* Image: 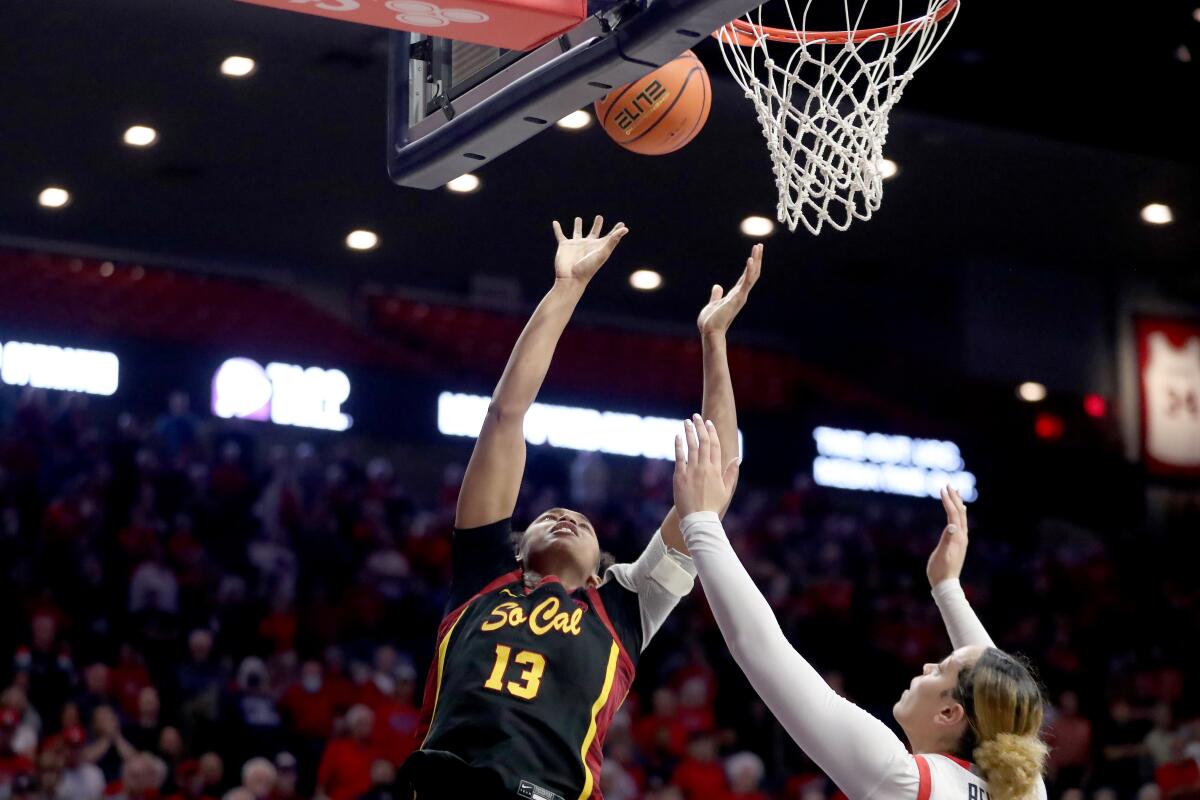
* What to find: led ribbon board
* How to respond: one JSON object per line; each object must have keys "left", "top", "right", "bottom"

{"left": 812, "top": 426, "right": 977, "bottom": 501}
{"left": 212, "top": 358, "right": 352, "bottom": 432}
{"left": 0, "top": 340, "right": 120, "bottom": 396}
{"left": 438, "top": 392, "right": 743, "bottom": 461}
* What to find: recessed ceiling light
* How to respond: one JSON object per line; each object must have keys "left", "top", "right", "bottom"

{"left": 556, "top": 110, "right": 592, "bottom": 130}
{"left": 446, "top": 174, "right": 481, "bottom": 193}
{"left": 1176, "top": 44, "right": 1193, "bottom": 63}
{"left": 346, "top": 230, "right": 379, "bottom": 251}
{"left": 1193, "top": 7, "right": 1200, "bottom": 22}
{"left": 629, "top": 269, "right": 663, "bottom": 291}
{"left": 123, "top": 125, "right": 158, "bottom": 147}
{"left": 38, "top": 186, "right": 71, "bottom": 209}
{"left": 1141, "top": 203, "right": 1174, "bottom": 225}
{"left": 739, "top": 215, "right": 775, "bottom": 237}
{"left": 1017, "top": 382, "right": 1047, "bottom": 403}
{"left": 877, "top": 158, "right": 899, "bottom": 179}
{"left": 221, "top": 56, "right": 257, "bottom": 78}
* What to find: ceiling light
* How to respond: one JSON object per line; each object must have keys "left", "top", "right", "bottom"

{"left": 877, "top": 158, "right": 899, "bottom": 179}
{"left": 38, "top": 186, "right": 71, "bottom": 209}
{"left": 446, "top": 174, "right": 481, "bottom": 193}
{"left": 739, "top": 215, "right": 775, "bottom": 237}
{"left": 1176, "top": 45, "right": 1193, "bottom": 63}
{"left": 1193, "top": 7, "right": 1200, "bottom": 22}
{"left": 221, "top": 56, "right": 257, "bottom": 78}
{"left": 1017, "top": 382, "right": 1047, "bottom": 403}
{"left": 629, "top": 269, "right": 663, "bottom": 291}
{"left": 1140, "top": 203, "right": 1174, "bottom": 225}
{"left": 123, "top": 125, "right": 158, "bottom": 147}
{"left": 345, "top": 230, "right": 379, "bottom": 251}
{"left": 556, "top": 110, "right": 592, "bottom": 130}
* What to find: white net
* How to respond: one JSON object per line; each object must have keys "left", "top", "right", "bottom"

{"left": 717, "top": 0, "right": 959, "bottom": 235}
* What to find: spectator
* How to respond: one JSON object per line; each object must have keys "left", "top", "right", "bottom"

{"left": 1046, "top": 690, "right": 1093, "bottom": 791}
{"left": 240, "top": 757, "right": 277, "bottom": 800}
{"left": 1145, "top": 705, "right": 1176, "bottom": 769}
{"left": 127, "top": 687, "right": 165, "bottom": 753}
{"left": 670, "top": 734, "right": 729, "bottom": 800}
{"left": 270, "top": 752, "right": 302, "bottom": 800}
{"left": 56, "top": 725, "right": 105, "bottom": 800}
{"left": 1, "top": 708, "right": 35, "bottom": 793}
{"left": 224, "top": 658, "right": 282, "bottom": 765}
{"left": 356, "top": 760, "right": 398, "bottom": 800}
{"left": 197, "top": 753, "right": 224, "bottom": 799}
{"left": 278, "top": 661, "right": 338, "bottom": 744}
{"left": 369, "top": 664, "right": 419, "bottom": 769}
{"left": 175, "top": 630, "right": 222, "bottom": 739}
{"left": 75, "top": 664, "right": 117, "bottom": 728}
{"left": 1095, "top": 701, "right": 1150, "bottom": 797}
{"left": 109, "top": 751, "right": 167, "bottom": 800}
{"left": 726, "top": 751, "right": 769, "bottom": 800}
{"left": 84, "top": 705, "right": 136, "bottom": 782}
{"left": 316, "top": 706, "right": 377, "bottom": 800}
{"left": 164, "top": 760, "right": 216, "bottom": 800}
{"left": 635, "top": 689, "right": 688, "bottom": 760}
{"left": 1155, "top": 736, "right": 1200, "bottom": 798}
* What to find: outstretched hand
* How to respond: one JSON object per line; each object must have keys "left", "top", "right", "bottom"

{"left": 552, "top": 216, "right": 629, "bottom": 285}
{"left": 927, "top": 485, "right": 969, "bottom": 586}
{"left": 697, "top": 243, "right": 763, "bottom": 337}
{"left": 673, "top": 414, "right": 740, "bottom": 518}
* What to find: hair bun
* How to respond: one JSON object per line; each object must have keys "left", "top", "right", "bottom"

{"left": 974, "top": 732, "right": 1048, "bottom": 800}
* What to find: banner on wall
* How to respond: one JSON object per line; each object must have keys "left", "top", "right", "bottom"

{"left": 1137, "top": 318, "right": 1200, "bottom": 476}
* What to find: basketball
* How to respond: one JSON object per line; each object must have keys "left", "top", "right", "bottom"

{"left": 595, "top": 50, "right": 711, "bottom": 156}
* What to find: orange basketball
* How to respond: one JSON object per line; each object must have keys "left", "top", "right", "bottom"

{"left": 594, "top": 50, "right": 711, "bottom": 156}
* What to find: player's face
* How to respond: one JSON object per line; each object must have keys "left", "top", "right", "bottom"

{"left": 892, "top": 645, "right": 986, "bottom": 749}
{"left": 523, "top": 508, "right": 601, "bottom": 581}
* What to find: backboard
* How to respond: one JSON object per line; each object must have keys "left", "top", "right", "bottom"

{"left": 387, "top": 0, "right": 769, "bottom": 189}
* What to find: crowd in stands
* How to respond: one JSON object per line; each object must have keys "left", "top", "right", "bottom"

{"left": 1, "top": 387, "right": 1198, "bottom": 800}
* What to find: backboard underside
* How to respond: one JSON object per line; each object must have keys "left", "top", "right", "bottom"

{"left": 388, "top": 0, "right": 767, "bottom": 189}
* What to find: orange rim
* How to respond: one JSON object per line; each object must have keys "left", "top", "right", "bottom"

{"left": 715, "top": 0, "right": 957, "bottom": 46}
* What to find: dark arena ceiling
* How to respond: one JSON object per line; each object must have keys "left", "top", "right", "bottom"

{"left": 1, "top": 0, "right": 1197, "bottom": 378}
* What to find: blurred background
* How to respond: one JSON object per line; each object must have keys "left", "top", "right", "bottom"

{"left": 0, "top": 1, "right": 1198, "bottom": 799}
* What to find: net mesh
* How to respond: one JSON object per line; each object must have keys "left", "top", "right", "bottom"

{"left": 717, "top": 0, "right": 959, "bottom": 235}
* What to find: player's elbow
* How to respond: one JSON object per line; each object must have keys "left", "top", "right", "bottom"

{"left": 485, "top": 401, "right": 525, "bottom": 429}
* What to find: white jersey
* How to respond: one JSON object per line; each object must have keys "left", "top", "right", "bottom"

{"left": 915, "top": 753, "right": 1049, "bottom": 800}
{"left": 680, "top": 512, "right": 1049, "bottom": 800}
{"left": 1143, "top": 331, "right": 1200, "bottom": 468}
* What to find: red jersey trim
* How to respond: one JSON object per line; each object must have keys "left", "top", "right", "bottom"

{"left": 915, "top": 755, "right": 932, "bottom": 800}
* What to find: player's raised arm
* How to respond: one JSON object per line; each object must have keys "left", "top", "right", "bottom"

{"left": 928, "top": 485, "right": 996, "bottom": 649}
{"left": 455, "top": 216, "right": 628, "bottom": 529}
{"left": 658, "top": 243, "right": 762, "bottom": 554}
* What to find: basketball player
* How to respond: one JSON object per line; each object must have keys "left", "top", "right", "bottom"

{"left": 672, "top": 417, "right": 1048, "bottom": 800}
{"left": 400, "top": 217, "right": 763, "bottom": 800}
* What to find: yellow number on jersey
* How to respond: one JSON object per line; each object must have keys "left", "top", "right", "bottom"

{"left": 483, "top": 644, "right": 546, "bottom": 701}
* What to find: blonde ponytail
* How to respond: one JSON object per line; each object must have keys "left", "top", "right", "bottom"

{"left": 974, "top": 732, "right": 1048, "bottom": 800}
{"left": 955, "top": 648, "right": 1047, "bottom": 800}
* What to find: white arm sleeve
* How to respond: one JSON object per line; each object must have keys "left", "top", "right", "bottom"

{"left": 681, "top": 512, "right": 918, "bottom": 800}
{"left": 604, "top": 529, "right": 697, "bottom": 651}
{"left": 931, "top": 579, "right": 995, "bottom": 650}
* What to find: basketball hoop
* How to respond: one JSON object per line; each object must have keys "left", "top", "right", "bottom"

{"left": 716, "top": 0, "right": 960, "bottom": 234}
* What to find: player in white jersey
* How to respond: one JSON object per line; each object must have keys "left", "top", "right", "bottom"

{"left": 669, "top": 416, "right": 1049, "bottom": 800}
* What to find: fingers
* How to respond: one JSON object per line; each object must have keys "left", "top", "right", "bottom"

{"left": 939, "top": 485, "right": 968, "bottom": 534}
{"left": 603, "top": 223, "right": 628, "bottom": 253}
{"left": 685, "top": 417, "right": 700, "bottom": 465}
{"left": 573, "top": 217, "right": 583, "bottom": 238}
{"left": 705, "top": 420, "right": 722, "bottom": 466}
{"left": 709, "top": 285, "right": 724, "bottom": 304}
{"left": 589, "top": 215, "right": 604, "bottom": 238}
{"left": 746, "top": 243, "right": 763, "bottom": 287}
{"left": 552, "top": 220, "right": 566, "bottom": 243}
{"left": 674, "top": 433, "right": 686, "bottom": 474}
{"left": 692, "top": 414, "right": 711, "bottom": 466}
